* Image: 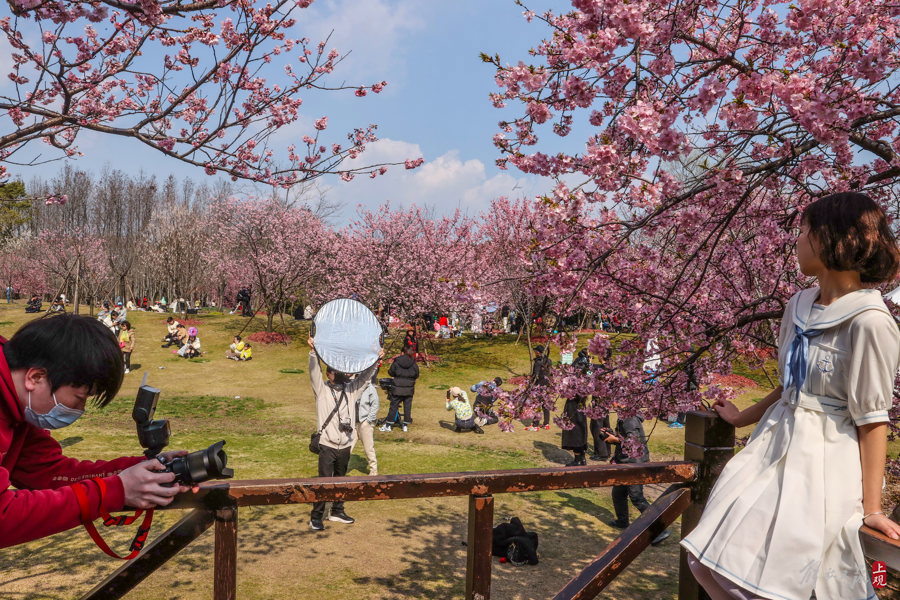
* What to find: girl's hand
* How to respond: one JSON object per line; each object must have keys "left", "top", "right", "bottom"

{"left": 712, "top": 399, "right": 742, "bottom": 427}
{"left": 863, "top": 513, "right": 900, "bottom": 540}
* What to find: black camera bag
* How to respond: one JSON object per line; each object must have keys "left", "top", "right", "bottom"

{"left": 492, "top": 517, "right": 539, "bottom": 565}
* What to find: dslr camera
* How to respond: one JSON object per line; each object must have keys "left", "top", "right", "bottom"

{"left": 133, "top": 383, "right": 234, "bottom": 485}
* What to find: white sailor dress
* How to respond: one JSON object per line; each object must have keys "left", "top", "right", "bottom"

{"left": 682, "top": 287, "right": 900, "bottom": 600}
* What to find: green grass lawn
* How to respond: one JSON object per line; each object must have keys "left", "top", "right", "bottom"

{"left": 0, "top": 303, "right": 893, "bottom": 599}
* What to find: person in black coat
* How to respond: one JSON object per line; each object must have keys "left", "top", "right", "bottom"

{"left": 606, "top": 414, "right": 650, "bottom": 528}
{"left": 381, "top": 344, "right": 419, "bottom": 432}
{"left": 561, "top": 350, "right": 590, "bottom": 465}
{"left": 528, "top": 345, "right": 552, "bottom": 430}
{"left": 585, "top": 347, "right": 613, "bottom": 461}
{"left": 604, "top": 413, "right": 672, "bottom": 544}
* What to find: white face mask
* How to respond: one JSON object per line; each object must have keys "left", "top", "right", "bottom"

{"left": 23, "top": 391, "right": 84, "bottom": 430}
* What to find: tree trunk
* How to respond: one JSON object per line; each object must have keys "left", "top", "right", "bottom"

{"left": 73, "top": 256, "right": 81, "bottom": 315}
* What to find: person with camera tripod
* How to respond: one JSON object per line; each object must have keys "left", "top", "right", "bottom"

{"left": 0, "top": 314, "right": 193, "bottom": 548}
{"left": 307, "top": 337, "right": 383, "bottom": 531}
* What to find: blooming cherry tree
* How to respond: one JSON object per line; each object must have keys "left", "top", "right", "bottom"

{"left": 1, "top": 0, "right": 419, "bottom": 183}
{"left": 487, "top": 0, "right": 900, "bottom": 423}
{"left": 206, "top": 196, "right": 330, "bottom": 332}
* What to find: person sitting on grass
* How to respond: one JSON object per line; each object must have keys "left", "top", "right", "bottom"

{"left": 172, "top": 323, "right": 188, "bottom": 347}
{"left": 238, "top": 343, "right": 252, "bottom": 361}
{"left": 225, "top": 335, "right": 244, "bottom": 360}
{"left": 24, "top": 295, "right": 41, "bottom": 313}
{"left": 176, "top": 327, "right": 201, "bottom": 358}
{"left": 446, "top": 387, "right": 484, "bottom": 434}
{"left": 162, "top": 316, "right": 181, "bottom": 347}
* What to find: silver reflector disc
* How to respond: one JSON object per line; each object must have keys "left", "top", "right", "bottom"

{"left": 312, "top": 298, "right": 382, "bottom": 373}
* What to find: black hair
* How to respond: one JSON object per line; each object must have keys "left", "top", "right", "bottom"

{"left": 403, "top": 344, "right": 414, "bottom": 354}
{"left": 166, "top": 316, "right": 174, "bottom": 323}
{"left": 235, "top": 335, "right": 241, "bottom": 341}
{"left": 4, "top": 314, "right": 123, "bottom": 407}
{"left": 326, "top": 368, "right": 349, "bottom": 385}
{"left": 493, "top": 376, "right": 503, "bottom": 386}
{"left": 802, "top": 191, "right": 900, "bottom": 283}
{"left": 325, "top": 365, "right": 346, "bottom": 379}
{"left": 121, "top": 320, "right": 132, "bottom": 330}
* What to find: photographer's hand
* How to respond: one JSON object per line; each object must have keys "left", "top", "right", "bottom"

{"left": 157, "top": 450, "right": 188, "bottom": 462}
{"left": 119, "top": 458, "right": 194, "bottom": 509}
{"left": 308, "top": 337, "right": 314, "bottom": 349}
{"left": 156, "top": 451, "right": 201, "bottom": 493}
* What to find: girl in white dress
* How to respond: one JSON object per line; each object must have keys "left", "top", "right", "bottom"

{"left": 681, "top": 192, "right": 900, "bottom": 600}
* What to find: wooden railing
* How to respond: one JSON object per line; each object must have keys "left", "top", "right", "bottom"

{"left": 77, "top": 411, "right": 900, "bottom": 599}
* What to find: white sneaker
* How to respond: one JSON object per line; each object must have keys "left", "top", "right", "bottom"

{"left": 124, "top": 369, "right": 130, "bottom": 374}
{"left": 378, "top": 424, "right": 392, "bottom": 432}
{"left": 401, "top": 424, "right": 408, "bottom": 432}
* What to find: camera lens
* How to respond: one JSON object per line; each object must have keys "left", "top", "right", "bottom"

{"left": 168, "top": 440, "right": 234, "bottom": 485}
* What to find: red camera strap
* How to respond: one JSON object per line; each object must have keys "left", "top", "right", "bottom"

{"left": 72, "top": 477, "right": 154, "bottom": 560}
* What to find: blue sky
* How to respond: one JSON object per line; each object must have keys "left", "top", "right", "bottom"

{"left": 6, "top": 0, "right": 573, "bottom": 224}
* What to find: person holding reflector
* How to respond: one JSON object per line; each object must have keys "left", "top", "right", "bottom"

{"left": 307, "top": 299, "right": 383, "bottom": 531}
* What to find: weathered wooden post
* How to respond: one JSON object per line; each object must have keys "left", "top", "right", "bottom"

{"left": 465, "top": 494, "right": 494, "bottom": 600}
{"left": 679, "top": 410, "right": 735, "bottom": 600}
{"left": 214, "top": 507, "right": 238, "bottom": 600}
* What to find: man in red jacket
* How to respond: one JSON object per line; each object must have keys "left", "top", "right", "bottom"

{"left": 0, "top": 314, "right": 192, "bottom": 548}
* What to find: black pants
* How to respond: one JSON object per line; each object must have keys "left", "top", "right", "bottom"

{"left": 589, "top": 417, "right": 611, "bottom": 458}
{"left": 386, "top": 395, "right": 412, "bottom": 425}
{"left": 310, "top": 445, "right": 351, "bottom": 520}
{"left": 532, "top": 406, "right": 550, "bottom": 427}
{"left": 612, "top": 483, "right": 650, "bottom": 523}
{"left": 123, "top": 352, "right": 131, "bottom": 370}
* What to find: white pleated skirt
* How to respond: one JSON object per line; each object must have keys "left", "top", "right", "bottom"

{"left": 681, "top": 398, "right": 876, "bottom": 600}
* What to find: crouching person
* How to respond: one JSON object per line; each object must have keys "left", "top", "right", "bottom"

{"left": 446, "top": 387, "right": 484, "bottom": 434}
{"left": 0, "top": 314, "right": 193, "bottom": 548}
{"left": 177, "top": 327, "right": 201, "bottom": 358}
{"left": 307, "top": 337, "right": 383, "bottom": 531}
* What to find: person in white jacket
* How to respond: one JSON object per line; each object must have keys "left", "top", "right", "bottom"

{"left": 307, "top": 337, "right": 382, "bottom": 531}
{"left": 355, "top": 374, "right": 380, "bottom": 476}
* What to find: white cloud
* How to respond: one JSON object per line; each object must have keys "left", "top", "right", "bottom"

{"left": 317, "top": 138, "right": 549, "bottom": 224}
{"left": 296, "top": 0, "right": 428, "bottom": 84}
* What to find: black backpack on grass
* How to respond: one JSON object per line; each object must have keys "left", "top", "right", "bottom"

{"left": 492, "top": 517, "right": 539, "bottom": 566}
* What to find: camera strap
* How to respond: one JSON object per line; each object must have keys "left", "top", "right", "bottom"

{"left": 320, "top": 386, "right": 346, "bottom": 433}
{"left": 72, "top": 477, "right": 154, "bottom": 560}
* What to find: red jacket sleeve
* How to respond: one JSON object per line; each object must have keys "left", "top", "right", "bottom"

{"left": 0, "top": 427, "right": 143, "bottom": 548}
